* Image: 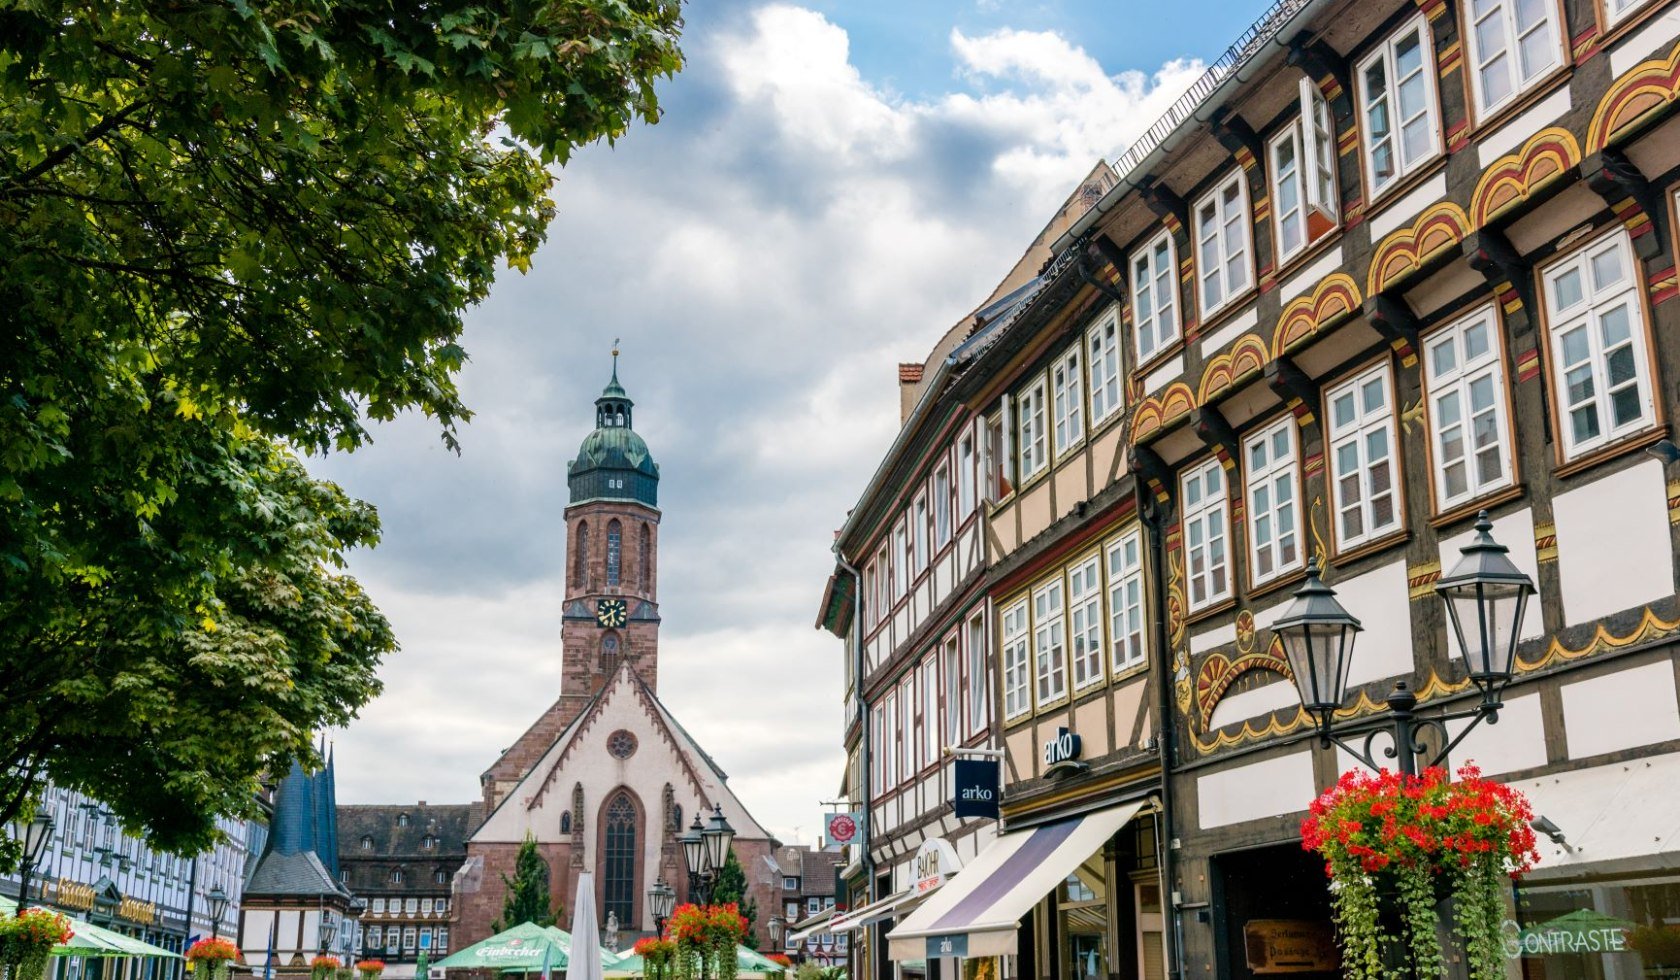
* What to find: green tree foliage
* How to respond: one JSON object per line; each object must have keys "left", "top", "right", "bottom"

{"left": 0, "top": 0, "right": 684, "bottom": 859}
{"left": 711, "top": 848, "right": 759, "bottom": 949}
{"left": 495, "top": 834, "right": 558, "bottom": 931}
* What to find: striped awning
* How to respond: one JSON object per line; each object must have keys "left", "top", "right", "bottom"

{"left": 787, "top": 906, "right": 839, "bottom": 944}
{"left": 828, "top": 888, "right": 924, "bottom": 933}
{"left": 886, "top": 802, "right": 1145, "bottom": 960}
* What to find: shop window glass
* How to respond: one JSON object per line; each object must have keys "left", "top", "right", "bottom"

{"left": 1057, "top": 854, "right": 1108, "bottom": 980}
{"left": 1514, "top": 878, "right": 1680, "bottom": 975}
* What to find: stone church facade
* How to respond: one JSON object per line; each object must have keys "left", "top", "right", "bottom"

{"left": 454, "top": 358, "right": 780, "bottom": 951}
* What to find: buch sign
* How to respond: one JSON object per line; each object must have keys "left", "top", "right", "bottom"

{"left": 952, "top": 759, "right": 1000, "bottom": 818}
{"left": 1242, "top": 919, "right": 1338, "bottom": 974}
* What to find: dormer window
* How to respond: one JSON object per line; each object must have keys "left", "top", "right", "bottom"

{"left": 421, "top": 835, "right": 436, "bottom": 851}
{"left": 360, "top": 836, "right": 374, "bottom": 852}
{"left": 396, "top": 813, "right": 409, "bottom": 827}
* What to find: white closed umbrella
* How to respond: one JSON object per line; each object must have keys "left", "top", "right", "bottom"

{"left": 564, "top": 873, "right": 605, "bottom": 980}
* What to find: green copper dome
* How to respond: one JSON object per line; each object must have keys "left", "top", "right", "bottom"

{"left": 568, "top": 357, "right": 659, "bottom": 507}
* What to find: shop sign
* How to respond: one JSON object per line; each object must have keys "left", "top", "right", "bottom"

{"left": 825, "top": 811, "right": 860, "bottom": 847}
{"left": 913, "top": 838, "right": 962, "bottom": 894}
{"left": 926, "top": 934, "right": 968, "bottom": 959}
{"left": 1501, "top": 912, "right": 1631, "bottom": 958}
{"left": 952, "top": 759, "right": 1000, "bottom": 819}
{"left": 1242, "top": 919, "right": 1338, "bottom": 974}
{"left": 1042, "top": 728, "right": 1086, "bottom": 777}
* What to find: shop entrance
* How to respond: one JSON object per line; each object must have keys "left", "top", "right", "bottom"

{"left": 1210, "top": 843, "right": 1338, "bottom": 980}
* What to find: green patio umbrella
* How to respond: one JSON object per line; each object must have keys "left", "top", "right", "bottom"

{"left": 438, "top": 921, "right": 625, "bottom": 974}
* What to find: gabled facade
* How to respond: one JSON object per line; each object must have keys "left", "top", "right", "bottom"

{"left": 339, "top": 802, "right": 482, "bottom": 978}
{"left": 240, "top": 759, "right": 353, "bottom": 976}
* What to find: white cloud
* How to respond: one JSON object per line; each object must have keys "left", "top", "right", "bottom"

{"left": 322, "top": 4, "right": 1199, "bottom": 846}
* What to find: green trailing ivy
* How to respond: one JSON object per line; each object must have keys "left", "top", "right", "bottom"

{"left": 1302, "top": 765, "right": 1541, "bottom": 980}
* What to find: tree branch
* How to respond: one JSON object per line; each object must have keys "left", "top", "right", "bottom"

{"left": 0, "top": 100, "right": 150, "bottom": 194}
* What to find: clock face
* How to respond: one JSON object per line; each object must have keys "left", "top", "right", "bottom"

{"left": 596, "top": 599, "right": 628, "bottom": 628}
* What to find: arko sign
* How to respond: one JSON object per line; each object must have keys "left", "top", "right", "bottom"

{"left": 952, "top": 758, "right": 1000, "bottom": 819}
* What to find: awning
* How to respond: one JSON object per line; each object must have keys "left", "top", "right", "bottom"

{"left": 829, "top": 888, "right": 924, "bottom": 933}
{"left": 788, "top": 906, "right": 839, "bottom": 944}
{"left": 887, "top": 801, "right": 1145, "bottom": 960}
{"left": 1512, "top": 750, "right": 1680, "bottom": 881}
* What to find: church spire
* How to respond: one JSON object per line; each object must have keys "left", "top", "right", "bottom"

{"left": 568, "top": 342, "right": 658, "bottom": 507}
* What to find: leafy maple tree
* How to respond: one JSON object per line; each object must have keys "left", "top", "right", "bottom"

{"left": 0, "top": 0, "right": 684, "bottom": 860}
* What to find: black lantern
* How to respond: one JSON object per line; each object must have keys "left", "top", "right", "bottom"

{"left": 680, "top": 813, "right": 707, "bottom": 878}
{"left": 207, "top": 884, "right": 230, "bottom": 939}
{"left": 648, "top": 878, "right": 675, "bottom": 927}
{"left": 12, "top": 812, "right": 54, "bottom": 906}
{"left": 319, "top": 912, "right": 338, "bottom": 952}
{"left": 1272, "top": 557, "right": 1362, "bottom": 735}
{"left": 1436, "top": 511, "right": 1535, "bottom": 702}
{"left": 768, "top": 916, "right": 784, "bottom": 946}
{"left": 702, "top": 805, "right": 735, "bottom": 874}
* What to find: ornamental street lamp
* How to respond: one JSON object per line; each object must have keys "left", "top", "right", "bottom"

{"left": 1275, "top": 513, "right": 1536, "bottom": 776}
{"left": 767, "top": 916, "right": 784, "bottom": 948}
{"left": 647, "top": 878, "right": 676, "bottom": 934}
{"left": 207, "top": 885, "right": 230, "bottom": 940}
{"left": 678, "top": 804, "right": 736, "bottom": 905}
{"left": 11, "top": 812, "right": 54, "bottom": 908}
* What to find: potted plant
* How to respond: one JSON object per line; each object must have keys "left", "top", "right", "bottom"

{"left": 667, "top": 904, "right": 746, "bottom": 980}
{"left": 355, "top": 959, "right": 386, "bottom": 980}
{"left": 186, "top": 936, "right": 241, "bottom": 980}
{"left": 311, "top": 954, "right": 342, "bottom": 980}
{"left": 1301, "top": 764, "right": 1540, "bottom": 980}
{"left": 0, "top": 908, "right": 73, "bottom": 980}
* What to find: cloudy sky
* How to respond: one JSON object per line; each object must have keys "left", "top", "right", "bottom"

{"left": 316, "top": 0, "right": 1258, "bottom": 844}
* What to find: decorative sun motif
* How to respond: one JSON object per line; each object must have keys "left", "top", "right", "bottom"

{"left": 607, "top": 730, "right": 638, "bottom": 760}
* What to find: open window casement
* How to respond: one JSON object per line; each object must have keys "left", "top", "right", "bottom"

{"left": 1299, "top": 76, "right": 1338, "bottom": 241}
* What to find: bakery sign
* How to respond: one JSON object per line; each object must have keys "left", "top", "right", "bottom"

{"left": 1242, "top": 919, "right": 1339, "bottom": 974}
{"left": 914, "top": 837, "right": 962, "bottom": 894}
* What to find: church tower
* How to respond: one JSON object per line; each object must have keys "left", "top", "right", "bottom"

{"left": 558, "top": 352, "right": 662, "bottom": 718}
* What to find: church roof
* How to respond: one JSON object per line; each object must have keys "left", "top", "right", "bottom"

{"left": 568, "top": 354, "right": 659, "bottom": 508}
{"left": 469, "top": 662, "right": 772, "bottom": 846}
{"left": 245, "top": 756, "right": 350, "bottom": 900}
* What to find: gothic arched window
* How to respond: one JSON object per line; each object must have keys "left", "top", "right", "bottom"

{"left": 600, "top": 632, "right": 620, "bottom": 676}
{"left": 602, "top": 792, "right": 638, "bottom": 928}
{"left": 639, "top": 523, "right": 652, "bottom": 592}
{"left": 606, "top": 520, "right": 622, "bottom": 586}
{"left": 575, "top": 521, "right": 590, "bottom": 586}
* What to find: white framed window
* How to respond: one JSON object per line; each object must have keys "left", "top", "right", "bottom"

{"left": 1424, "top": 307, "right": 1515, "bottom": 509}
{"left": 957, "top": 435, "right": 976, "bottom": 516}
{"left": 1269, "top": 79, "right": 1338, "bottom": 260}
{"left": 922, "top": 658, "right": 940, "bottom": 768}
{"left": 1131, "top": 230, "right": 1180, "bottom": 362}
{"left": 892, "top": 524, "right": 907, "bottom": 598}
{"left": 1017, "top": 378, "right": 1048, "bottom": 479}
{"left": 913, "top": 495, "right": 928, "bottom": 572}
{"left": 984, "top": 409, "right": 1011, "bottom": 502}
{"left": 882, "top": 690, "right": 898, "bottom": 786}
{"left": 1088, "top": 309, "right": 1124, "bottom": 425}
{"left": 1464, "top": 0, "right": 1563, "bottom": 119}
{"left": 869, "top": 703, "right": 884, "bottom": 789}
{"left": 367, "top": 926, "right": 382, "bottom": 947}
{"left": 966, "top": 614, "right": 986, "bottom": 734}
{"left": 902, "top": 676, "right": 916, "bottom": 777}
{"left": 1244, "top": 418, "right": 1301, "bottom": 585}
{"left": 405, "top": 898, "right": 418, "bottom": 914}
{"left": 943, "top": 637, "right": 961, "bottom": 747}
{"left": 1032, "top": 580, "right": 1067, "bottom": 707}
{"left": 1194, "top": 170, "right": 1253, "bottom": 317}
{"left": 1051, "top": 346, "right": 1084, "bottom": 455}
{"left": 1107, "top": 530, "right": 1146, "bottom": 672}
{"left": 1180, "top": 460, "right": 1231, "bottom": 610}
{"left": 934, "top": 466, "right": 952, "bottom": 548}
{"left": 1326, "top": 362, "right": 1401, "bottom": 548}
{"left": 874, "top": 544, "right": 889, "bottom": 618}
{"left": 1543, "top": 229, "right": 1656, "bottom": 458}
{"left": 1068, "top": 556, "right": 1104, "bottom": 691}
{"left": 403, "top": 928, "right": 417, "bottom": 950}
{"left": 372, "top": 898, "right": 386, "bottom": 914}
{"left": 1357, "top": 17, "right": 1441, "bottom": 197}
{"left": 1001, "top": 600, "right": 1031, "bottom": 720}
{"left": 1606, "top": 0, "right": 1658, "bottom": 25}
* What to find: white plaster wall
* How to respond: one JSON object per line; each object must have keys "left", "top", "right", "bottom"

{"left": 1444, "top": 693, "right": 1548, "bottom": 775}
{"left": 1190, "top": 620, "right": 1237, "bottom": 655}
{"left": 1553, "top": 459, "right": 1674, "bottom": 626}
{"left": 1197, "top": 751, "right": 1317, "bottom": 829}
{"left": 1562, "top": 661, "right": 1680, "bottom": 759}
{"left": 1278, "top": 244, "right": 1346, "bottom": 304}
{"left": 1199, "top": 306, "right": 1258, "bottom": 357}
{"left": 1206, "top": 679, "right": 1298, "bottom": 730}
{"left": 1368, "top": 172, "right": 1447, "bottom": 239}
{"left": 1330, "top": 559, "right": 1414, "bottom": 687}
{"left": 1611, "top": 4, "right": 1680, "bottom": 75}
{"left": 1439, "top": 506, "right": 1544, "bottom": 653}
{"left": 1144, "top": 353, "right": 1185, "bottom": 395}
{"left": 241, "top": 909, "right": 275, "bottom": 955}
{"left": 1476, "top": 87, "right": 1573, "bottom": 166}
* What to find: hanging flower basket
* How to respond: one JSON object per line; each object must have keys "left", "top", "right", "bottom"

{"left": 1301, "top": 764, "right": 1540, "bottom": 980}
{"left": 0, "top": 908, "right": 74, "bottom": 980}
{"left": 667, "top": 904, "right": 745, "bottom": 980}
{"left": 633, "top": 937, "right": 678, "bottom": 980}
{"left": 311, "top": 954, "right": 342, "bottom": 980}
{"left": 186, "top": 936, "right": 241, "bottom": 980}
{"left": 355, "top": 959, "right": 386, "bottom": 980}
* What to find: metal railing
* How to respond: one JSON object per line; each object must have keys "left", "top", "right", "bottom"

{"left": 1109, "top": 0, "right": 1314, "bottom": 183}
